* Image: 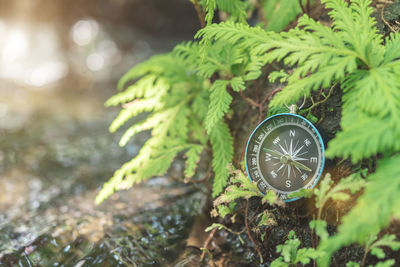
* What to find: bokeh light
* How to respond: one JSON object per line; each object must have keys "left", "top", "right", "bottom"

{"left": 71, "top": 19, "right": 99, "bottom": 46}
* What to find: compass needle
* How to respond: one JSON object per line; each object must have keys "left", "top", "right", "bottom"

{"left": 263, "top": 148, "right": 284, "bottom": 158}
{"left": 290, "top": 159, "right": 312, "bottom": 172}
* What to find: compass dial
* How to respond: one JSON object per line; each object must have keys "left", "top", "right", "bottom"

{"left": 245, "top": 113, "right": 325, "bottom": 201}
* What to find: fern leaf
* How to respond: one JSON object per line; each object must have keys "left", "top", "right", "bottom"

{"left": 184, "top": 145, "right": 204, "bottom": 178}
{"left": 369, "top": 234, "right": 400, "bottom": 260}
{"left": 204, "top": 0, "right": 216, "bottom": 25}
{"left": 134, "top": 144, "right": 186, "bottom": 179}
{"left": 327, "top": 65, "right": 400, "bottom": 161}
{"left": 174, "top": 41, "right": 219, "bottom": 78}
{"left": 383, "top": 32, "right": 400, "bottom": 64}
{"left": 117, "top": 55, "right": 171, "bottom": 90}
{"left": 310, "top": 220, "right": 329, "bottom": 241}
{"left": 230, "top": 76, "right": 245, "bottom": 92}
{"left": 210, "top": 121, "right": 233, "bottom": 197}
{"left": 118, "top": 110, "right": 170, "bottom": 146}
{"left": 106, "top": 75, "right": 161, "bottom": 106}
{"left": 270, "top": 55, "right": 357, "bottom": 106}
{"left": 95, "top": 170, "right": 124, "bottom": 204}
{"left": 216, "top": 185, "right": 260, "bottom": 204}
{"left": 321, "top": 0, "right": 382, "bottom": 66}
{"left": 192, "top": 90, "right": 209, "bottom": 120}
{"left": 109, "top": 98, "right": 162, "bottom": 132}
{"left": 205, "top": 80, "right": 232, "bottom": 133}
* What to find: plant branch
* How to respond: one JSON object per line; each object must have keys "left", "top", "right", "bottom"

{"left": 239, "top": 89, "right": 260, "bottom": 107}
{"left": 201, "top": 228, "right": 217, "bottom": 261}
{"left": 299, "top": 0, "right": 307, "bottom": 14}
{"left": 245, "top": 199, "right": 263, "bottom": 263}
{"left": 300, "top": 84, "right": 336, "bottom": 114}
{"left": 192, "top": 0, "right": 206, "bottom": 28}
{"left": 381, "top": 4, "right": 398, "bottom": 33}
{"left": 239, "top": 87, "right": 283, "bottom": 122}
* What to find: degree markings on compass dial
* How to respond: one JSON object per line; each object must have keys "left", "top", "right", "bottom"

{"left": 246, "top": 115, "right": 324, "bottom": 196}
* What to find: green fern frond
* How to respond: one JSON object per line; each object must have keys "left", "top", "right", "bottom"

{"left": 204, "top": 0, "right": 216, "bottom": 25}
{"left": 205, "top": 80, "right": 232, "bottom": 133}
{"left": 210, "top": 121, "right": 233, "bottom": 197}
{"left": 327, "top": 65, "right": 400, "bottom": 161}
{"left": 383, "top": 32, "right": 400, "bottom": 63}
{"left": 109, "top": 98, "right": 162, "bottom": 133}
{"left": 184, "top": 145, "right": 204, "bottom": 178}
{"left": 313, "top": 173, "right": 366, "bottom": 211}
{"left": 197, "top": 19, "right": 360, "bottom": 105}
{"left": 118, "top": 110, "right": 171, "bottom": 147}
{"left": 321, "top": 0, "right": 383, "bottom": 66}
{"left": 117, "top": 54, "right": 187, "bottom": 90}
{"left": 229, "top": 76, "right": 245, "bottom": 92}
{"left": 174, "top": 41, "right": 220, "bottom": 78}
{"left": 214, "top": 170, "right": 262, "bottom": 208}
{"left": 174, "top": 41, "right": 244, "bottom": 79}
{"left": 106, "top": 75, "right": 165, "bottom": 107}
{"left": 97, "top": 52, "right": 211, "bottom": 203}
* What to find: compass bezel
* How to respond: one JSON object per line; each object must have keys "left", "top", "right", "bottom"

{"left": 244, "top": 113, "right": 325, "bottom": 202}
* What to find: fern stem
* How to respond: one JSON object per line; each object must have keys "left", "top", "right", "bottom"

{"left": 360, "top": 247, "right": 369, "bottom": 267}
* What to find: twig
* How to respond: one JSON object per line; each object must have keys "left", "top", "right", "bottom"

{"left": 299, "top": 0, "right": 307, "bottom": 14}
{"left": 381, "top": 4, "right": 397, "bottom": 33}
{"left": 239, "top": 89, "right": 260, "bottom": 107}
{"left": 257, "top": 87, "right": 282, "bottom": 122}
{"left": 317, "top": 105, "right": 326, "bottom": 125}
{"left": 192, "top": 0, "right": 206, "bottom": 28}
{"left": 262, "top": 87, "right": 283, "bottom": 106}
{"left": 300, "top": 84, "right": 336, "bottom": 114}
{"left": 245, "top": 199, "right": 263, "bottom": 263}
{"left": 201, "top": 228, "right": 217, "bottom": 261}
{"left": 239, "top": 86, "right": 283, "bottom": 122}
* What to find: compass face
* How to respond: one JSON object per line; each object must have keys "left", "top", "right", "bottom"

{"left": 245, "top": 113, "right": 325, "bottom": 202}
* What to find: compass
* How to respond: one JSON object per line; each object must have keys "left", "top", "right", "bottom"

{"left": 245, "top": 113, "right": 325, "bottom": 202}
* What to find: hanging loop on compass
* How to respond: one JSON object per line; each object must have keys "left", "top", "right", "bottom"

{"left": 284, "top": 92, "right": 306, "bottom": 113}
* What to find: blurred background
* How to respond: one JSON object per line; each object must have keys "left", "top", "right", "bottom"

{"left": 0, "top": 0, "right": 208, "bottom": 265}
